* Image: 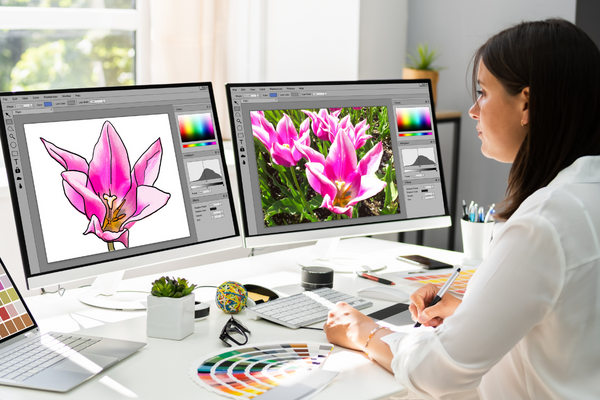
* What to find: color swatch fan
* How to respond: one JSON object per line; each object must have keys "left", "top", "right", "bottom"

{"left": 190, "top": 342, "right": 334, "bottom": 399}
{"left": 401, "top": 269, "right": 476, "bottom": 295}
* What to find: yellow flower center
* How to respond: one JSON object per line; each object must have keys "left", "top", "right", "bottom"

{"left": 102, "top": 193, "right": 127, "bottom": 232}
{"left": 283, "top": 144, "right": 290, "bottom": 149}
{"left": 333, "top": 180, "right": 352, "bottom": 208}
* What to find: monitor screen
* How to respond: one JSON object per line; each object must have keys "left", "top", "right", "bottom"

{"left": 226, "top": 80, "right": 450, "bottom": 250}
{"left": 0, "top": 83, "right": 240, "bottom": 291}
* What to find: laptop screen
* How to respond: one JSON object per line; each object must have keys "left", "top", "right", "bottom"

{"left": 0, "top": 259, "right": 36, "bottom": 343}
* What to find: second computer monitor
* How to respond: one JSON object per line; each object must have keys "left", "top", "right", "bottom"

{"left": 227, "top": 80, "right": 450, "bottom": 252}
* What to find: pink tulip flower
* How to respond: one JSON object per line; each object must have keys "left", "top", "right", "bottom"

{"left": 302, "top": 109, "right": 371, "bottom": 148}
{"left": 251, "top": 111, "right": 310, "bottom": 167}
{"left": 297, "top": 129, "right": 386, "bottom": 218}
{"left": 41, "top": 121, "right": 170, "bottom": 249}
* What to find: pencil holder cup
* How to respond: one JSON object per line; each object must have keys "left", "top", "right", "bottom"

{"left": 460, "top": 219, "right": 494, "bottom": 265}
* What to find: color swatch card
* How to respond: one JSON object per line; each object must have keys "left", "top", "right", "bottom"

{"left": 395, "top": 107, "right": 432, "bottom": 132}
{"left": 190, "top": 342, "right": 334, "bottom": 399}
{"left": 178, "top": 113, "right": 216, "bottom": 143}
{"left": 401, "top": 269, "right": 476, "bottom": 295}
{"left": 0, "top": 265, "right": 34, "bottom": 340}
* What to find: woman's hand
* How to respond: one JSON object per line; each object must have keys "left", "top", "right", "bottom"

{"left": 409, "top": 283, "right": 462, "bottom": 327}
{"left": 324, "top": 302, "right": 379, "bottom": 351}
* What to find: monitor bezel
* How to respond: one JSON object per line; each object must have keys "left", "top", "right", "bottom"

{"left": 225, "top": 79, "right": 451, "bottom": 248}
{"left": 0, "top": 82, "right": 241, "bottom": 289}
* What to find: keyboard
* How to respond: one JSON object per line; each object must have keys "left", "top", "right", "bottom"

{"left": 0, "top": 332, "right": 101, "bottom": 382}
{"left": 247, "top": 287, "right": 372, "bottom": 329}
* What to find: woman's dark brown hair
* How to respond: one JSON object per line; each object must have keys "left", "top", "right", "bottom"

{"left": 472, "top": 18, "right": 600, "bottom": 220}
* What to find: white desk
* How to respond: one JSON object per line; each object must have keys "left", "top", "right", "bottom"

{"left": 0, "top": 238, "right": 464, "bottom": 400}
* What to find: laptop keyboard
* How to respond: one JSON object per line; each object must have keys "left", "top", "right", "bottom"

{"left": 0, "top": 333, "right": 101, "bottom": 382}
{"left": 247, "top": 287, "right": 372, "bottom": 329}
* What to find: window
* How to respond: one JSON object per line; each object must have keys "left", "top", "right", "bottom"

{"left": 0, "top": 0, "right": 149, "bottom": 183}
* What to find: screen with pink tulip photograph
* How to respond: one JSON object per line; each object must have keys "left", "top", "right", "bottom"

{"left": 251, "top": 106, "right": 399, "bottom": 228}
{"left": 23, "top": 115, "right": 191, "bottom": 264}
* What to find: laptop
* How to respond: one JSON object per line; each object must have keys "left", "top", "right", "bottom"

{"left": 0, "top": 257, "right": 145, "bottom": 392}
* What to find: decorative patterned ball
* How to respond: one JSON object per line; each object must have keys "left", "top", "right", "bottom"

{"left": 215, "top": 281, "right": 248, "bottom": 314}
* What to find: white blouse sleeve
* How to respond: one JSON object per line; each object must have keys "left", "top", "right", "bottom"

{"left": 386, "top": 215, "right": 566, "bottom": 399}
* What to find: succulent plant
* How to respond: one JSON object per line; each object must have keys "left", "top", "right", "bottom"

{"left": 151, "top": 276, "right": 197, "bottom": 298}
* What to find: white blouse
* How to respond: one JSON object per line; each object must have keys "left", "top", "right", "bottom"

{"left": 383, "top": 156, "right": 600, "bottom": 400}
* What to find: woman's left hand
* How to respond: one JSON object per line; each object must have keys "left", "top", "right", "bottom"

{"left": 324, "top": 302, "right": 379, "bottom": 351}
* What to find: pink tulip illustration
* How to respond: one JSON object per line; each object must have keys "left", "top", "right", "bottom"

{"left": 251, "top": 111, "right": 310, "bottom": 167}
{"left": 297, "top": 129, "right": 386, "bottom": 218}
{"left": 41, "top": 121, "right": 170, "bottom": 250}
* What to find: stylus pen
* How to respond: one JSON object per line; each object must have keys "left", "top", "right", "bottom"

{"left": 356, "top": 272, "right": 395, "bottom": 285}
{"left": 414, "top": 268, "right": 461, "bottom": 328}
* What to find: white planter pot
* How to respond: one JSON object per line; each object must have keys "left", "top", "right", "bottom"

{"left": 146, "top": 294, "right": 194, "bottom": 340}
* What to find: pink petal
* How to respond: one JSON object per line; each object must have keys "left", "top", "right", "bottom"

{"left": 302, "top": 110, "right": 329, "bottom": 141}
{"left": 251, "top": 111, "right": 276, "bottom": 150}
{"left": 321, "top": 194, "right": 353, "bottom": 217}
{"left": 358, "top": 142, "right": 383, "bottom": 177}
{"left": 276, "top": 114, "right": 298, "bottom": 145}
{"left": 250, "top": 110, "right": 265, "bottom": 126}
{"left": 252, "top": 125, "right": 273, "bottom": 150}
{"left": 339, "top": 115, "right": 351, "bottom": 130}
{"left": 41, "top": 138, "right": 88, "bottom": 173}
{"left": 350, "top": 175, "right": 387, "bottom": 205}
{"left": 296, "top": 143, "right": 326, "bottom": 165}
{"left": 122, "top": 185, "right": 170, "bottom": 230}
{"left": 84, "top": 215, "right": 129, "bottom": 247}
{"left": 271, "top": 143, "right": 296, "bottom": 167}
{"left": 88, "top": 121, "right": 132, "bottom": 200}
{"left": 325, "top": 129, "right": 358, "bottom": 184}
{"left": 132, "top": 138, "right": 162, "bottom": 186}
{"left": 299, "top": 118, "right": 311, "bottom": 136}
{"left": 62, "top": 179, "right": 85, "bottom": 215}
{"left": 305, "top": 162, "right": 337, "bottom": 201}
{"left": 62, "top": 171, "right": 106, "bottom": 222}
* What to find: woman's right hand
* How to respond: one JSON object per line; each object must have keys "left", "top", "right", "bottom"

{"left": 409, "top": 283, "right": 462, "bottom": 327}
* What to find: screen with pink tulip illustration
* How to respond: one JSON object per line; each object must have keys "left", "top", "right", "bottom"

{"left": 24, "top": 115, "right": 190, "bottom": 264}
{"left": 251, "top": 107, "right": 397, "bottom": 227}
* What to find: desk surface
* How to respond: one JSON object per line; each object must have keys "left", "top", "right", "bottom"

{"left": 0, "top": 238, "right": 464, "bottom": 400}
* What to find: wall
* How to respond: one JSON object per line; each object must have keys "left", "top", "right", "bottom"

{"left": 358, "top": 0, "right": 408, "bottom": 80}
{"left": 263, "top": 0, "right": 361, "bottom": 82}
{"left": 405, "top": 0, "right": 577, "bottom": 250}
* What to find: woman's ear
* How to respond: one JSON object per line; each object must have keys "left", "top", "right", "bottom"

{"left": 521, "top": 87, "right": 530, "bottom": 126}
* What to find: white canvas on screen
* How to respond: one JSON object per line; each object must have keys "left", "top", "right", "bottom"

{"left": 24, "top": 114, "right": 190, "bottom": 264}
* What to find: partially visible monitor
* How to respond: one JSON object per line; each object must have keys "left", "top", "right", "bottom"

{"left": 0, "top": 83, "right": 241, "bottom": 309}
{"left": 226, "top": 80, "right": 450, "bottom": 271}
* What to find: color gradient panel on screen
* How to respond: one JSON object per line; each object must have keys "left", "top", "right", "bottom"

{"left": 190, "top": 342, "right": 333, "bottom": 399}
{"left": 178, "top": 113, "right": 216, "bottom": 143}
{"left": 0, "top": 266, "right": 34, "bottom": 340}
{"left": 402, "top": 269, "right": 476, "bottom": 295}
{"left": 396, "top": 107, "right": 432, "bottom": 132}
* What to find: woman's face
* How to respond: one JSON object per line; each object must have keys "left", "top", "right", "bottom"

{"left": 468, "top": 60, "right": 529, "bottom": 163}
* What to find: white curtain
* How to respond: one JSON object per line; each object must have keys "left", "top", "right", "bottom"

{"left": 149, "top": 0, "right": 233, "bottom": 139}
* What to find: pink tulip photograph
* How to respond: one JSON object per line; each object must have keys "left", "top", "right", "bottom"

{"left": 251, "top": 106, "right": 398, "bottom": 227}
{"left": 24, "top": 115, "right": 190, "bottom": 264}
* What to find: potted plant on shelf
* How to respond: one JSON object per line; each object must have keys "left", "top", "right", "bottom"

{"left": 402, "top": 43, "right": 444, "bottom": 105}
{"left": 146, "top": 276, "right": 197, "bottom": 340}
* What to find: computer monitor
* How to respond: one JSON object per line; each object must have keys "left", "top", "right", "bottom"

{"left": 226, "top": 80, "right": 451, "bottom": 271}
{"left": 0, "top": 83, "right": 241, "bottom": 309}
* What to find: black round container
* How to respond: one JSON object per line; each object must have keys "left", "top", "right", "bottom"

{"left": 301, "top": 266, "right": 334, "bottom": 290}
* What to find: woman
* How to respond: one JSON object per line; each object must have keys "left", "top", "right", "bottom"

{"left": 324, "top": 19, "right": 600, "bottom": 399}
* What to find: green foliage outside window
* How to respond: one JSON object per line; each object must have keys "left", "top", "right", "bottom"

{"left": 0, "top": 0, "right": 136, "bottom": 91}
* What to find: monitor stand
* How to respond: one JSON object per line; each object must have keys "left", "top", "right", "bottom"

{"left": 296, "top": 238, "right": 387, "bottom": 273}
{"left": 79, "top": 271, "right": 147, "bottom": 311}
